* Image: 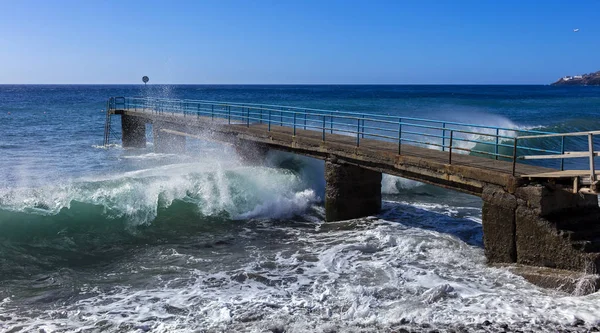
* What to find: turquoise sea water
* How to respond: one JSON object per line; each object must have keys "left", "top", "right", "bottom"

{"left": 1, "top": 85, "right": 600, "bottom": 332}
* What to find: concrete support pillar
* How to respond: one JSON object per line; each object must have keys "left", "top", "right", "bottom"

{"left": 153, "top": 123, "right": 186, "bottom": 154}
{"left": 514, "top": 186, "right": 599, "bottom": 272}
{"left": 121, "top": 115, "right": 146, "bottom": 148}
{"left": 482, "top": 183, "right": 600, "bottom": 274}
{"left": 481, "top": 185, "right": 517, "bottom": 263}
{"left": 325, "top": 161, "right": 382, "bottom": 222}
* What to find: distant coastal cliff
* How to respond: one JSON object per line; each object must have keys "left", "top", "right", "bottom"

{"left": 552, "top": 71, "right": 600, "bottom": 86}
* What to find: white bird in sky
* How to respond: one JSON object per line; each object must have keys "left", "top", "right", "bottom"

{"left": 573, "top": 28, "right": 580, "bottom": 32}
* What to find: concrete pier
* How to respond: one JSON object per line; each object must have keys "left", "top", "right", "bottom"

{"left": 110, "top": 102, "right": 600, "bottom": 291}
{"left": 121, "top": 115, "right": 146, "bottom": 148}
{"left": 325, "top": 160, "right": 382, "bottom": 222}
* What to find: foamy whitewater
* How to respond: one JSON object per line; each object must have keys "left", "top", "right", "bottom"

{"left": 1, "top": 85, "right": 600, "bottom": 332}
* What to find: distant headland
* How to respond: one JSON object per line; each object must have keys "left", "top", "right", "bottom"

{"left": 551, "top": 71, "right": 600, "bottom": 86}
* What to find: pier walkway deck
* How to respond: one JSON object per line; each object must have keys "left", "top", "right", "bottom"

{"left": 106, "top": 96, "right": 599, "bottom": 196}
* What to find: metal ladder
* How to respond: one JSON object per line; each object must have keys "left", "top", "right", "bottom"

{"left": 103, "top": 97, "right": 126, "bottom": 147}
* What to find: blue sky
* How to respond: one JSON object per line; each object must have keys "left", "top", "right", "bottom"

{"left": 0, "top": 0, "right": 598, "bottom": 84}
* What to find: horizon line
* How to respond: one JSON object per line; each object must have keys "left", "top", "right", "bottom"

{"left": 0, "top": 83, "right": 555, "bottom": 86}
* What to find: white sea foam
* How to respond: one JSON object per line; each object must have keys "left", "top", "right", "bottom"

{"left": 2, "top": 219, "right": 599, "bottom": 332}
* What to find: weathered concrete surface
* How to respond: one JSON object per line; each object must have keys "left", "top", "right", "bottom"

{"left": 504, "top": 265, "right": 600, "bottom": 295}
{"left": 514, "top": 186, "right": 600, "bottom": 272}
{"left": 514, "top": 185, "right": 599, "bottom": 217}
{"left": 325, "top": 161, "right": 382, "bottom": 222}
{"left": 483, "top": 183, "right": 600, "bottom": 274}
{"left": 515, "top": 206, "right": 600, "bottom": 273}
{"left": 482, "top": 185, "right": 517, "bottom": 263}
{"left": 153, "top": 123, "right": 186, "bottom": 153}
{"left": 121, "top": 115, "right": 146, "bottom": 148}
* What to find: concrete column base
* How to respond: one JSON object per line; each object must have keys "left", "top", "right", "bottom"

{"left": 482, "top": 185, "right": 517, "bottom": 263}
{"left": 121, "top": 115, "right": 146, "bottom": 148}
{"left": 325, "top": 161, "right": 382, "bottom": 222}
{"left": 153, "top": 123, "right": 186, "bottom": 154}
{"left": 482, "top": 184, "right": 600, "bottom": 274}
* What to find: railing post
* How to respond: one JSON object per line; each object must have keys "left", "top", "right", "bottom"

{"left": 361, "top": 115, "right": 365, "bottom": 138}
{"left": 588, "top": 133, "right": 596, "bottom": 182}
{"left": 247, "top": 107, "right": 250, "bottom": 127}
{"left": 280, "top": 107, "right": 283, "bottom": 126}
{"left": 211, "top": 105, "right": 214, "bottom": 120}
{"left": 330, "top": 112, "right": 333, "bottom": 134}
{"left": 293, "top": 113, "right": 296, "bottom": 136}
{"left": 322, "top": 116, "right": 326, "bottom": 141}
{"left": 560, "top": 136, "right": 565, "bottom": 171}
{"left": 228, "top": 105, "right": 231, "bottom": 124}
{"left": 268, "top": 109, "right": 271, "bottom": 131}
{"left": 304, "top": 112, "right": 307, "bottom": 130}
{"left": 442, "top": 122, "right": 446, "bottom": 152}
{"left": 398, "top": 118, "right": 402, "bottom": 155}
{"left": 495, "top": 128, "right": 500, "bottom": 160}
{"left": 512, "top": 138, "right": 518, "bottom": 176}
{"left": 259, "top": 106, "right": 263, "bottom": 124}
{"left": 356, "top": 118, "right": 360, "bottom": 147}
{"left": 449, "top": 130, "right": 453, "bottom": 164}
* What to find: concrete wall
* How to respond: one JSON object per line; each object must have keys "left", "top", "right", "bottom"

{"left": 482, "top": 184, "right": 600, "bottom": 273}
{"left": 121, "top": 115, "right": 146, "bottom": 148}
{"left": 325, "top": 161, "right": 382, "bottom": 222}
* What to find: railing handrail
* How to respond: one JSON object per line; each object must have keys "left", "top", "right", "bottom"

{"left": 122, "top": 96, "right": 555, "bottom": 136}
{"left": 109, "top": 96, "right": 596, "bottom": 176}
{"left": 515, "top": 131, "right": 598, "bottom": 183}
{"left": 518, "top": 130, "right": 600, "bottom": 140}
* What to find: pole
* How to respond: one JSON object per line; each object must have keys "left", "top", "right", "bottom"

{"left": 449, "top": 130, "right": 453, "bottom": 164}
{"left": 560, "top": 136, "right": 565, "bottom": 171}
{"left": 589, "top": 133, "right": 596, "bottom": 182}
{"left": 322, "top": 116, "right": 326, "bottom": 141}
{"left": 356, "top": 118, "right": 360, "bottom": 147}
{"left": 398, "top": 118, "right": 402, "bottom": 155}
{"left": 512, "top": 138, "right": 518, "bottom": 176}
{"left": 495, "top": 128, "right": 500, "bottom": 160}
{"left": 442, "top": 122, "right": 446, "bottom": 152}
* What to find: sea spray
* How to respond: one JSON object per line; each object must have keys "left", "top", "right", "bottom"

{"left": 0, "top": 163, "right": 320, "bottom": 225}
{"left": 381, "top": 174, "right": 423, "bottom": 194}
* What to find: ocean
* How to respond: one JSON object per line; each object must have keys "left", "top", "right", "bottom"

{"left": 1, "top": 85, "right": 599, "bottom": 332}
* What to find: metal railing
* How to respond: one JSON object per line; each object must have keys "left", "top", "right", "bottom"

{"left": 108, "top": 96, "right": 567, "bottom": 173}
{"left": 517, "top": 131, "right": 599, "bottom": 181}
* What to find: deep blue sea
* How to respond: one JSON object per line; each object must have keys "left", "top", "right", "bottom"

{"left": 1, "top": 85, "right": 600, "bottom": 332}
